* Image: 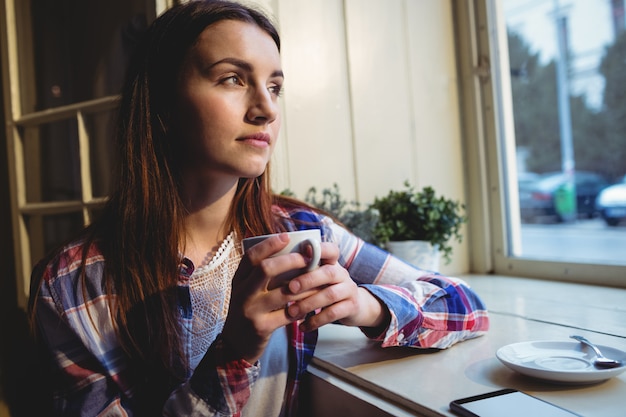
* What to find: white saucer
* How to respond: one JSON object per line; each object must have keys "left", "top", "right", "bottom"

{"left": 496, "top": 340, "right": 626, "bottom": 384}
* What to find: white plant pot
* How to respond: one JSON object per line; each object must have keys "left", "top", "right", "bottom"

{"left": 386, "top": 240, "right": 440, "bottom": 271}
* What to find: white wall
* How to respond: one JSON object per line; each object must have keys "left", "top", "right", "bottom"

{"left": 251, "top": 0, "right": 468, "bottom": 275}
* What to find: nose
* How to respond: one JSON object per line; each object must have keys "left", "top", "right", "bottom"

{"left": 245, "top": 87, "right": 279, "bottom": 124}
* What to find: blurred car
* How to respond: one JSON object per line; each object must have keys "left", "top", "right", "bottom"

{"left": 518, "top": 171, "right": 610, "bottom": 223}
{"left": 517, "top": 172, "right": 541, "bottom": 189}
{"left": 596, "top": 175, "right": 626, "bottom": 226}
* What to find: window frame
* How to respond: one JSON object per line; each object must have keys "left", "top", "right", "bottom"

{"left": 454, "top": 0, "right": 625, "bottom": 288}
{"left": 0, "top": 0, "right": 172, "bottom": 308}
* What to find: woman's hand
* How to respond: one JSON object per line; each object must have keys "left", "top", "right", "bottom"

{"left": 220, "top": 235, "right": 391, "bottom": 364}
{"left": 220, "top": 233, "right": 317, "bottom": 363}
{"left": 285, "top": 242, "right": 391, "bottom": 334}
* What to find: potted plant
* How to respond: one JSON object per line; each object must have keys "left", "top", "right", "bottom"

{"left": 369, "top": 181, "right": 467, "bottom": 270}
{"left": 302, "top": 184, "right": 380, "bottom": 244}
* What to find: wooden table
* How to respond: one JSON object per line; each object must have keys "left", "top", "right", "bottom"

{"left": 305, "top": 275, "right": 626, "bottom": 417}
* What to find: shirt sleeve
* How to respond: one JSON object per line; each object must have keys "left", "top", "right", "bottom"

{"left": 32, "top": 264, "right": 136, "bottom": 416}
{"left": 325, "top": 219, "right": 490, "bottom": 349}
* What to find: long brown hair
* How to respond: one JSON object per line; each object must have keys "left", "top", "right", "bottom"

{"left": 34, "top": 1, "right": 285, "bottom": 412}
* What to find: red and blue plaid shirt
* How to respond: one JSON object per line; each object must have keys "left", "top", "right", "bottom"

{"left": 31, "top": 205, "right": 489, "bottom": 416}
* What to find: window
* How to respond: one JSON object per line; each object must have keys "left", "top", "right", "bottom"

{"left": 1, "top": 0, "right": 161, "bottom": 307}
{"left": 456, "top": 0, "right": 626, "bottom": 286}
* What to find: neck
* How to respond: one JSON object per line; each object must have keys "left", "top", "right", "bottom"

{"left": 180, "top": 177, "right": 239, "bottom": 265}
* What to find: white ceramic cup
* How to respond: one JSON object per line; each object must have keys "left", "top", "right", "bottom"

{"left": 242, "top": 229, "right": 322, "bottom": 286}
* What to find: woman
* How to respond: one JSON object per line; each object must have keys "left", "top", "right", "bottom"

{"left": 29, "top": 1, "right": 489, "bottom": 416}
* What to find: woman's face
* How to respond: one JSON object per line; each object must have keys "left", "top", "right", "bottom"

{"left": 173, "top": 20, "right": 283, "bottom": 182}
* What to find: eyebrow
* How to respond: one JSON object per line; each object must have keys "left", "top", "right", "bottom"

{"left": 209, "top": 57, "right": 284, "bottom": 79}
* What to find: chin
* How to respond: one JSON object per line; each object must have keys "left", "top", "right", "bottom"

{"left": 244, "top": 160, "right": 270, "bottom": 177}
{"left": 239, "top": 166, "right": 268, "bottom": 179}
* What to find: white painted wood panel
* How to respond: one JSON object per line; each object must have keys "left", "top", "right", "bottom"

{"left": 274, "top": 0, "right": 357, "bottom": 201}
{"left": 229, "top": 0, "right": 467, "bottom": 273}
{"left": 405, "top": 1, "right": 469, "bottom": 273}
{"left": 344, "top": 0, "right": 415, "bottom": 203}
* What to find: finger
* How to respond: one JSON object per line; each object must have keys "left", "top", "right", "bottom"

{"left": 288, "top": 263, "right": 341, "bottom": 295}
{"left": 319, "top": 242, "right": 340, "bottom": 265}
{"left": 244, "top": 233, "right": 290, "bottom": 265}
{"left": 239, "top": 234, "right": 306, "bottom": 292}
{"left": 268, "top": 305, "right": 298, "bottom": 328}
{"left": 262, "top": 282, "right": 319, "bottom": 314}
{"left": 299, "top": 299, "right": 353, "bottom": 332}
{"left": 232, "top": 235, "right": 287, "bottom": 289}
{"left": 287, "top": 279, "right": 350, "bottom": 320}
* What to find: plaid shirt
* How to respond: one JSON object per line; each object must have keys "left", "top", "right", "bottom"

{"left": 31, "top": 205, "right": 489, "bottom": 416}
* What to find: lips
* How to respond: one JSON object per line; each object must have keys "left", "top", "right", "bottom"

{"left": 239, "top": 132, "right": 271, "bottom": 144}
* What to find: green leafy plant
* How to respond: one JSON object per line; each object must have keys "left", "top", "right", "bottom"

{"left": 370, "top": 181, "right": 467, "bottom": 264}
{"left": 283, "top": 184, "right": 380, "bottom": 244}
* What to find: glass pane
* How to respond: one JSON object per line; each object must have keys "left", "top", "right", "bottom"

{"left": 84, "top": 110, "right": 116, "bottom": 198}
{"left": 501, "top": 0, "right": 626, "bottom": 265}
{"left": 26, "top": 212, "right": 85, "bottom": 261}
{"left": 27, "top": 0, "right": 149, "bottom": 111}
{"left": 23, "top": 119, "right": 81, "bottom": 203}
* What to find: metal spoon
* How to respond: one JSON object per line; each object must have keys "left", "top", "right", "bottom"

{"left": 570, "top": 335, "right": 623, "bottom": 368}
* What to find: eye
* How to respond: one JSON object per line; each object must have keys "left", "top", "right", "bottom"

{"left": 221, "top": 75, "right": 244, "bottom": 86}
{"left": 269, "top": 84, "right": 283, "bottom": 98}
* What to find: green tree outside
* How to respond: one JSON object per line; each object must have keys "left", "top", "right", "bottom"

{"left": 507, "top": 30, "right": 626, "bottom": 182}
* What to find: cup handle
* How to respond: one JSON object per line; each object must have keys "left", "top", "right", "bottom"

{"left": 303, "top": 238, "right": 321, "bottom": 271}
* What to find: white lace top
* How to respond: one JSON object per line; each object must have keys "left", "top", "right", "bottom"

{"left": 188, "top": 231, "right": 240, "bottom": 369}
{"left": 187, "top": 232, "right": 288, "bottom": 416}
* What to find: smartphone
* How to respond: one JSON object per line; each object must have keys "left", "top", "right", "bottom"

{"left": 450, "top": 388, "right": 582, "bottom": 417}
